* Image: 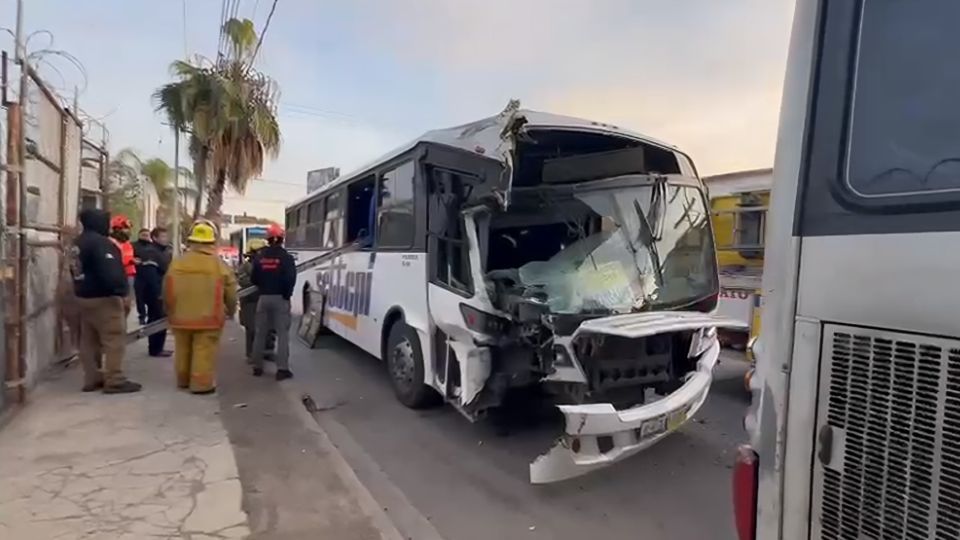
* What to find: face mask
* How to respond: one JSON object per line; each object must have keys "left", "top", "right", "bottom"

{"left": 112, "top": 230, "right": 130, "bottom": 242}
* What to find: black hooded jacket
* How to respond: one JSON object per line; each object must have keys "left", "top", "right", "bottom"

{"left": 71, "top": 209, "right": 128, "bottom": 298}
{"left": 251, "top": 243, "right": 297, "bottom": 299}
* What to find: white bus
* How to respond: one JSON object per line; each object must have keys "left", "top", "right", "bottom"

{"left": 227, "top": 225, "right": 269, "bottom": 259}
{"left": 735, "top": 1, "right": 960, "bottom": 539}
{"left": 286, "top": 106, "right": 739, "bottom": 483}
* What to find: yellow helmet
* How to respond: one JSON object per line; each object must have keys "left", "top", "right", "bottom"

{"left": 246, "top": 238, "right": 267, "bottom": 254}
{"left": 187, "top": 220, "right": 217, "bottom": 244}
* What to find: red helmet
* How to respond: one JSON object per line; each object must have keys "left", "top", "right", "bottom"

{"left": 110, "top": 215, "right": 132, "bottom": 230}
{"left": 266, "top": 223, "right": 284, "bottom": 239}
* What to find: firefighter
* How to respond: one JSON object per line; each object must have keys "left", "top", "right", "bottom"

{"left": 71, "top": 209, "right": 141, "bottom": 394}
{"left": 250, "top": 223, "right": 296, "bottom": 380}
{"left": 109, "top": 215, "right": 137, "bottom": 317}
{"left": 163, "top": 220, "right": 237, "bottom": 394}
{"left": 238, "top": 238, "right": 267, "bottom": 361}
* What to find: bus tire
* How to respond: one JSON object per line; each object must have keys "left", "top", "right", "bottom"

{"left": 386, "top": 321, "right": 437, "bottom": 409}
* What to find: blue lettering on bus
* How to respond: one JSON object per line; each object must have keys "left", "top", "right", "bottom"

{"left": 314, "top": 257, "right": 373, "bottom": 317}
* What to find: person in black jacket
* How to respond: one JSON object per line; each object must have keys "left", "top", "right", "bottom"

{"left": 250, "top": 223, "right": 297, "bottom": 380}
{"left": 139, "top": 227, "right": 173, "bottom": 357}
{"left": 132, "top": 228, "right": 152, "bottom": 325}
{"left": 70, "top": 208, "right": 142, "bottom": 394}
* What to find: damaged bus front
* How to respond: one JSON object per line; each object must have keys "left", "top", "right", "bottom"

{"left": 426, "top": 109, "right": 741, "bottom": 483}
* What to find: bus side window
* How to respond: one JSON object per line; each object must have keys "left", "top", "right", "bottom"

{"left": 306, "top": 199, "right": 325, "bottom": 247}
{"left": 377, "top": 161, "right": 416, "bottom": 249}
{"left": 345, "top": 176, "right": 377, "bottom": 248}
{"left": 323, "top": 191, "right": 344, "bottom": 249}
{"left": 428, "top": 167, "right": 474, "bottom": 294}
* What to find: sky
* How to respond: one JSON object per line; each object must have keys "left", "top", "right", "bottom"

{"left": 2, "top": 0, "right": 795, "bottom": 220}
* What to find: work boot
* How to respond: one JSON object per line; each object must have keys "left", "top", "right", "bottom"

{"left": 103, "top": 381, "right": 142, "bottom": 394}
{"left": 252, "top": 367, "right": 263, "bottom": 377}
{"left": 81, "top": 380, "right": 103, "bottom": 392}
{"left": 276, "top": 369, "right": 293, "bottom": 381}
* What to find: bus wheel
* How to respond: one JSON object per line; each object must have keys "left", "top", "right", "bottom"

{"left": 386, "top": 322, "right": 436, "bottom": 409}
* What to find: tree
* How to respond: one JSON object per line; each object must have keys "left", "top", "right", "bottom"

{"left": 153, "top": 62, "right": 226, "bottom": 218}
{"left": 107, "top": 148, "right": 196, "bottom": 229}
{"left": 153, "top": 17, "right": 281, "bottom": 221}
{"left": 105, "top": 149, "right": 145, "bottom": 230}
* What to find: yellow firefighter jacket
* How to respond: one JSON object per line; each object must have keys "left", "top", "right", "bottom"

{"left": 163, "top": 245, "right": 238, "bottom": 330}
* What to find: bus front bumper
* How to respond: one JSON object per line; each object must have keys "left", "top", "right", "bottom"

{"left": 529, "top": 339, "right": 720, "bottom": 484}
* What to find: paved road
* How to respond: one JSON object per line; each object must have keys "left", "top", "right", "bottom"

{"left": 290, "top": 333, "right": 751, "bottom": 540}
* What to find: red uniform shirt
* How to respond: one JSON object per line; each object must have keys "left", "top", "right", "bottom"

{"left": 110, "top": 238, "right": 137, "bottom": 277}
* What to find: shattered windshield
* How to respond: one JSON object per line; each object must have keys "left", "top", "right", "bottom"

{"left": 517, "top": 181, "right": 716, "bottom": 314}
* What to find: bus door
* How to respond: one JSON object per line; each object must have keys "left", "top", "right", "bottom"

{"left": 424, "top": 165, "right": 503, "bottom": 408}
{"left": 365, "top": 162, "right": 431, "bottom": 362}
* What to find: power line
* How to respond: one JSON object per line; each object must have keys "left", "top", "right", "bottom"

{"left": 216, "top": 0, "right": 228, "bottom": 58}
{"left": 219, "top": 0, "right": 242, "bottom": 59}
{"left": 249, "top": 0, "right": 278, "bottom": 67}
{"left": 283, "top": 102, "right": 361, "bottom": 121}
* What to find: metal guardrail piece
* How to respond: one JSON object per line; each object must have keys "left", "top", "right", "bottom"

{"left": 124, "top": 242, "right": 360, "bottom": 342}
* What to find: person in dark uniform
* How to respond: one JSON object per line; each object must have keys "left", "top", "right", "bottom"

{"left": 139, "top": 227, "right": 173, "bottom": 357}
{"left": 132, "top": 228, "right": 152, "bottom": 325}
{"left": 152, "top": 227, "right": 173, "bottom": 270}
{"left": 250, "top": 223, "right": 297, "bottom": 380}
{"left": 71, "top": 209, "right": 141, "bottom": 394}
{"left": 237, "top": 238, "right": 267, "bottom": 361}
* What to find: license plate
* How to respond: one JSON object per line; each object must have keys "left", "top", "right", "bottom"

{"left": 639, "top": 408, "right": 689, "bottom": 441}
{"left": 640, "top": 415, "right": 667, "bottom": 439}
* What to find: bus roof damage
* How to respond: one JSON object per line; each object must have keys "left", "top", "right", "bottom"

{"left": 423, "top": 103, "right": 742, "bottom": 483}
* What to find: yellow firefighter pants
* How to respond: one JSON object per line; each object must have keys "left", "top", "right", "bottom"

{"left": 172, "top": 329, "right": 222, "bottom": 393}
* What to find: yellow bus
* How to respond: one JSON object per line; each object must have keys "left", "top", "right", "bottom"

{"left": 704, "top": 168, "right": 771, "bottom": 386}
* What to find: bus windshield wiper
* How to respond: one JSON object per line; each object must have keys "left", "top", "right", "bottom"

{"left": 633, "top": 198, "right": 663, "bottom": 290}
{"left": 648, "top": 175, "right": 668, "bottom": 241}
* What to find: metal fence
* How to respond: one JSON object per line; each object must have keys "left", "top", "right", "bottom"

{"left": 2, "top": 55, "right": 108, "bottom": 409}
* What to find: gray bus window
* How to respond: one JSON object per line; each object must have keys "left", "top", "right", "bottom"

{"left": 845, "top": 0, "right": 960, "bottom": 202}
{"left": 307, "top": 200, "right": 324, "bottom": 223}
{"left": 306, "top": 200, "right": 325, "bottom": 247}
{"left": 378, "top": 161, "right": 416, "bottom": 248}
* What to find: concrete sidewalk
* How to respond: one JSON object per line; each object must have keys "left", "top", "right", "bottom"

{"left": 0, "top": 322, "right": 414, "bottom": 540}
{"left": 0, "top": 338, "right": 250, "bottom": 539}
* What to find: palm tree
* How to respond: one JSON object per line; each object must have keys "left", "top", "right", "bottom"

{"left": 153, "top": 61, "right": 227, "bottom": 218}
{"left": 109, "top": 148, "right": 196, "bottom": 227}
{"left": 153, "top": 17, "right": 281, "bottom": 220}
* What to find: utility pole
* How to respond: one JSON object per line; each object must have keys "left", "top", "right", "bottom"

{"left": 14, "top": 0, "right": 24, "bottom": 62}
{"left": 171, "top": 127, "right": 181, "bottom": 256}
